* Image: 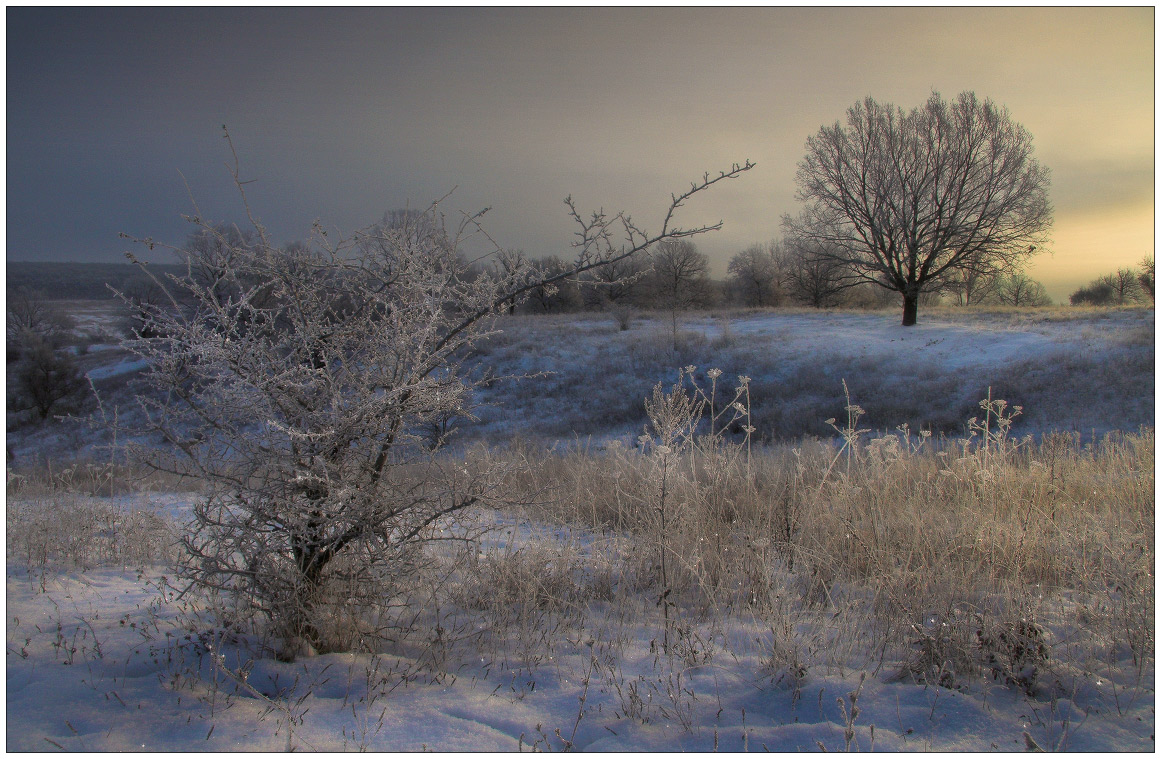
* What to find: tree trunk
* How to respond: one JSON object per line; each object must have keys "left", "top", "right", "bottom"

{"left": 901, "top": 292, "right": 919, "bottom": 326}
{"left": 288, "top": 523, "right": 331, "bottom": 655}
{"left": 283, "top": 585, "right": 324, "bottom": 658}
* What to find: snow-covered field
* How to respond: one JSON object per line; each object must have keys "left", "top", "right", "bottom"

{"left": 6, "top": 303, "right": 1153, "bottom": 462}
{"left": 6, "top": 305, "right": 1155, "bottom": 751}
{"left": 6, "top": 494, "right": 1154, "bottom": 752}
{"left": 466, "top": 306, "right": 1154, "bottom": 445}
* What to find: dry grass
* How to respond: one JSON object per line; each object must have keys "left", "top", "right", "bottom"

{"left": 491, "top": 404, "right": 1153, "bottom": 695}
{"left": 6, "top": 371, "right": 1153, "bottom": 712}
{"left": 7, "top": 456, "right": 201, "bottom": 498}
{"left": 6, "top": 488, "right": 178, "bottom": 581}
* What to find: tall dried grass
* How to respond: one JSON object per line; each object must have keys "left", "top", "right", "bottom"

{"left": 6, "top": 370, "right": 1152, "bottom": 705}
{"left": 498, "top": 386, "right": 1153, "bottom": 694}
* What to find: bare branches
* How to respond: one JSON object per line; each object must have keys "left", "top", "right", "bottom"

{"left": 221, "top": 126, "right": 272, "bottom": 251}
{"left": 118, "top": 140, "right": 753, "bottom": 657}
{"left": 659, "top": 162, "right": 755, "bottom": 243}
{"left": 566, "top": 160, "right": 755, "bottom": 275}
{"left": 435, "top": 159, "right": 754, "bottom": 356}
{"left": 786, "top": 91, "right": 1051, "bottom": 325}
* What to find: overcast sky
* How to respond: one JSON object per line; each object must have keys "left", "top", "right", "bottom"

{"left": 6, "top": 6, "right": 1155, "bottom": 301}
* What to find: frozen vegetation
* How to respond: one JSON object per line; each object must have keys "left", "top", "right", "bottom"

{"left": 465, "top": 306, "right": 1154, "bottom": 446}
{"left": 6, "top": 304, "right": 1156, "bottom": 752}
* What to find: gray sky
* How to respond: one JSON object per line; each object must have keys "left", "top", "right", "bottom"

{"left": 6, "top": 7, "right": 1155, "bottom": 301}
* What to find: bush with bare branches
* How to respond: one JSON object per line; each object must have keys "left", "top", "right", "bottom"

{"left": 116, "top": 132, "right": 752, "bottom": 656}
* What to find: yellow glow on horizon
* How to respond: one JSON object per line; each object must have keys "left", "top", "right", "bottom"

{"left": 1029, "top": 203, "right": 1156, "bottom": 303}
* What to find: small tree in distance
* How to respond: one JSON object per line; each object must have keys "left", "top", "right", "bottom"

{"left": 1107, "top": 267, "right": 1143, "bottom": 305}
{"left": 648, "top": 238, "right": 712, "bottom": 349}
{"left": 10, "top": 338, "right": 85, "bottom": 421}
{"left": 786, "top": 91, "right": 1053, "bottom": 326}
{"left": 118, "top": 130, "right": 753, "bottom": 657}
{"left": 580, "top": 250, "right": 648, "bottom": 308}
{"left": 1138, "top": 256, "right": 1155, "bottom": 302}
{"left": 727, "top": 242, "right": 781, "bottom": 307}
{"left": 6, "top": 288, "right": 72, "bottom": 360}
{"left": 525, "top": 255, "right": 582, "bottom": 313}
{"left": 944, "top": 268, "right": 1002, "bottom": 307}
{"left": 1070, "top": 279, "right": 1115, "bottom": 306}
{"left": 6, "top": 289, "right": 85, "bottom": 421}
{"left": 1070, "top": 263, "right": 1152, "bottom": 307}
{"left": 780, "top": 233, "right": 862, "bottom": 308}
{"left": 996, "top": 272, "right": 1052, "bottom": 307}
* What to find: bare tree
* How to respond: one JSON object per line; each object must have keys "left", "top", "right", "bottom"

{"left": 6, "top": 288, "right": 72, "bottom": 360}
{"left": 118, "top": 132, "right": 753, "bottom": 657}
{"left": 727, "top": 242, "right": 780, "bottom": 307}
{"left": 944, "top": 268, "right": 1002, "bottom": 306}
{"left": 647, "top": 238, "right": 712, "bottom": 349}
{"left": 1071, "top": 267, "right": 1148, "bottom": 307}
{"left": 1070, "top": 279, "right": 1115, "bottom": 306}
{"left": 5, "top": 289, "right": 87, "bottom": 422}
{"left": 580, "top": 250, "right": 648, "bottom": 308}
{"left": 10, "top": 339, "right": 85, "bottom": 421}
{"left": 1107, "top": 267, "right": 1143, "bottom": 305}
{"left": 526, "top": 255, "right": 581, "bottom": 313}
{"left": 996, "top": 272, "right": 1052, "bottom": 307}
{"left": 780, "top": 234, "right": 862, "bottom": 308}
{"left": 1138, "top": 256, "right": 1155, "bottom": 303}
{"left": 785, "top": 91, "right": 1053, "bottom": 326}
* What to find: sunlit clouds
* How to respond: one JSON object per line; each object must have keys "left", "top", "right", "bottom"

{"left": 6, "top": 7, "right": 1153, "bottom": 301}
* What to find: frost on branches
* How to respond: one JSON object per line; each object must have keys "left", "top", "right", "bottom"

{"left": 118, "top": 142, "right": 752, "bottom": 657}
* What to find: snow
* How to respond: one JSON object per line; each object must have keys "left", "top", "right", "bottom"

{"left": 85, "top": 359, "right": 149, "bottom": 382}
{"left": 5, "top": 495, "right": 1155, "bottom": 752}
{"left": 720, "top": 311, "right": 1065, "bottom": 370}
{"left": 9, "top": 306, "right": 1152, "bottom": 463}
{"left": 463, "top": 307, "right": 1153, "bottom": 446}
{"left": 5, "top": 307, "right": 1155, "bottom": 751}
{"left": 7, "top": 566, "right": 1154, "bottom": 752}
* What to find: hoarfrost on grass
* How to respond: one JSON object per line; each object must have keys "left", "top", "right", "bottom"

{"left": 6, "top": 307, "right": 1154, "bottom": 751}
{"left": 6, "top": 504, "right": 1154, "bottom": 752}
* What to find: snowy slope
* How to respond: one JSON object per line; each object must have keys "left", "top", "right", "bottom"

{"left": 464, "top": 307, "right": 1154, "bottom": 445}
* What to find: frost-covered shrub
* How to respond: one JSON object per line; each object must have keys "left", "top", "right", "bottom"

{"left": 115, "top": 137, "right": 752, "bottom": 657}
{"left": 978, "top": 619, "right": 1050, "bottom": 695}
{"left": 9, "top": 338, "right": 86, "bottom": 421}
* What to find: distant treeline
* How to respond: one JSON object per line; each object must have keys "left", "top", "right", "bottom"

{"left": 6, "top": 261, "right": 185, "bottom": 300}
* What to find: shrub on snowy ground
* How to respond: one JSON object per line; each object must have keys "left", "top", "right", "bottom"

{"left": 5, "top": 375, "right": 1152, "bottom": 750}
{"left": 114, "top": 134, "right": 752, "bottom": 658}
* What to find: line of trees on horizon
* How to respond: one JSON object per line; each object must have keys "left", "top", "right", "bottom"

{"left": 13, "top": 237, "right": 1156, "bottom": 317}
{"left": 9, "top": 90, "right": 1152, "bottom": 324}
{"left": 1069, "top": 256, "right": 1154, "bottom": 307}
